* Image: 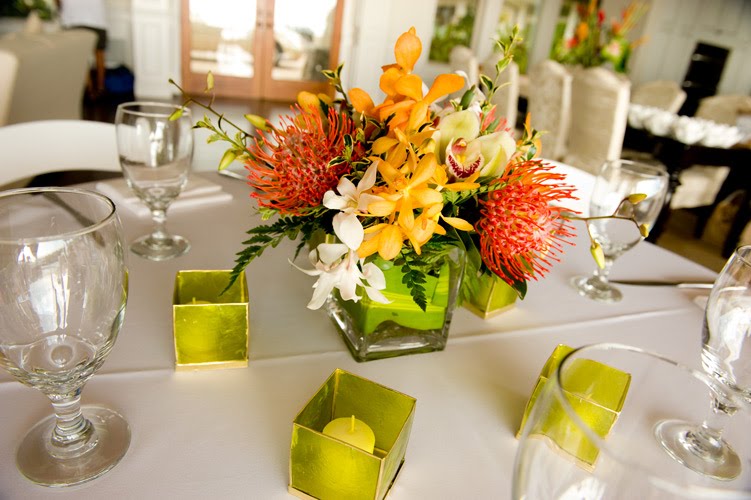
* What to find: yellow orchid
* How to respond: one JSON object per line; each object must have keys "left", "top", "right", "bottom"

{"left": 371, "top": 126, "right": 435, "bottom": 170}
{"left": 357, "top": 154, "right": 476, "bottom": 260}
{"left": 359, "top": 155, "right": 445, "bottom": 259}
{"left": 348, "top": 27, "right": 464, "bottom": 134}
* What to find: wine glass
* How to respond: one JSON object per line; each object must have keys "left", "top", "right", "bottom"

{"left": 0, "top": 188, "right": 130, "bottom": 486}
{"left": 513, "top": 343, "right": 750, "bottom": 499}
{"left": 115, "top": 101, "right": 193, "bottom": 261}
{"left": 571, "top": 159, "right": 668, "bottom": 302}
{"left": 655, "top": 245, "right": 751, "bottom": 480}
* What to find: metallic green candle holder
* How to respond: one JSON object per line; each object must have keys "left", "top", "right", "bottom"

{"left": 172, "top": 270, "right": 249, "bottom": 371}
{"left": 460, "top": 246, "right": 518, "bottom": 319}
{"left": 517, "top": 344, "right": 631, "bottom": 467}
{"left": 461, "top": 269, "right": 518, "bottom": 319}
{"left": 289, "top": 369, "right": 417, "bottom": 500}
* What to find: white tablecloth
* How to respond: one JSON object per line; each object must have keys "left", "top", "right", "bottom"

{"left": 0, "top": 166, "right": 721, "bottom": 498}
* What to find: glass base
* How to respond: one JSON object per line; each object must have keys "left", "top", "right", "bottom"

{"left": 324, "top": 249, "right": 465, "bottom": 362}
{"left": 570, "top": 275, "right": 622, "bottom": 303}
{"left": 327, "top": 295, "right": 451, "bottom": 362}
{"left": 130, "top": 234, "right": 190, "bottom": 261}
{"left": 16, "top": 405, "right": 131, "bottom": 487}
{"left": 654, "top": 419, "right": 741, "bottom": 481}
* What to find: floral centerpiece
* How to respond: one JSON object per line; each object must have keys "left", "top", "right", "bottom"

{"left": 172, "top": 27, "right": 585, "bottom": 361}
{"left": 552, "top": 0, "right": 646, "bottom": 73}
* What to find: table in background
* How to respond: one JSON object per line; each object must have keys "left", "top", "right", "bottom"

{"left": 0, "top": 166, "right": 719, "bottom": 499}
{"left": 624, "top": 126, "right": 751, "bottom": 256}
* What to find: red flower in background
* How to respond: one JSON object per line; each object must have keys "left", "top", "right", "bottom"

{"left": 475, "top": 160, "right": 577, "bottom": 285}
{"left": 246, "top": 107, "right": 361, "bottom": 215}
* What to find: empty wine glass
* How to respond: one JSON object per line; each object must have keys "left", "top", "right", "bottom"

{"left": 571, "top": 159, "right": 668, "bottom": 302}
{"left": 655, "top": 245, "right": 751, "bottom": 480}
{"left": 513, "top": 343, "right": 750, "bottom": 499}
{"left": 0, "top": 188, "right": 130, "bottom": 486}
{"left": 115, "top": 101, "right": 193, "bottom": 261}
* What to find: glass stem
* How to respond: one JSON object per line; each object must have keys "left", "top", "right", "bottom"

{"left": 682, "top": 397, "right": 733, "bottom": 463}
{"left": 150, "top": 208, "right": 169, "bottom": 241}
{"left": 592, "top": 257, "right": 614, "bottom": 285}
{"left": 47, "top": 388, "right": 95, "bottom": 458}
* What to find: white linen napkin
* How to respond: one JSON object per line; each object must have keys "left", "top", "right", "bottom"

{"left": 95, "top": 177, "right": 233, "bottom": 218}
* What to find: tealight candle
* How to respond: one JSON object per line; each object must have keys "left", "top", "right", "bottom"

{"left": 322, "top": 415, "right": 375, "bottom": 454}
{"left": 191, "top": 297, "right": 212, "bottom": 305}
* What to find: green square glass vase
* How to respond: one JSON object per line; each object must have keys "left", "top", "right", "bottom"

{"left": 325, "top": 247, "right": 465, "bottom": 362}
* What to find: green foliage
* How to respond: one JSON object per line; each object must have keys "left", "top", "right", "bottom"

{"left": 227, "top": 213, "right": 322, "bottom": 291}
{"left": 478, "top": 26, "right": 521, "bottom": 107}
{"left": 394, "top": 238, "right": 456, "bottom": 312}
{"left": 0, "top": 0, "right": 54, "bottom": 20}
{"left": 428, "top": 5, "right": 477, "bottom": 62}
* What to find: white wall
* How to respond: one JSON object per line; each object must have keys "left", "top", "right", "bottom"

{"left": 341, "top": 0, "right": 502, "bottom": 101}
{"left": 130, "top": 0, "right": 180, "bottom": 99}
{"left": 118, "top": 0, "right": 750, "bottom": 101}
{"left": 105, "top": 0, "right": 133, "bottom": 68}
{"left": 619, "top": 0, "right": 751, "bottom": 95}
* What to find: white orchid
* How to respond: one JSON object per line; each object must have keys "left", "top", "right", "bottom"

{"left": 322, "top": 162, "right": 382, "bottom": 250}
{"left": 291, "top": 242, "right": 389, "bottom": 310}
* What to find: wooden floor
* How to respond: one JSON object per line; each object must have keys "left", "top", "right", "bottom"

{"left": 81, "top": 93, "right": 730, "bottom": 273}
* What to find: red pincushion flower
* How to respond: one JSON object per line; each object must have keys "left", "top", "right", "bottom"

{"left": 245, "top": 106, "right": 361, "bottom": 215}
{"left": 475, "top": 160, "right": 577, "bottom": 285}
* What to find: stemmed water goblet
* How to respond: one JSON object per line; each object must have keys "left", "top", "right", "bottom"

{"left": 0, "top": 188, "right": 130, "bottom": 486}
{"left": 571, "top": 158, "right": 669, "bottom": 302}
{"left": 513, "top": 343, "right": 750, "bottom": 499}
{"left": 655, "top": 245, "right": 751, "bottom": 480}
{"left": 115, "top": 101, "right": 194, "bottom": 261}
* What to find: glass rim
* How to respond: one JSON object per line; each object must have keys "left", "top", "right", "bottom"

{"left": 602, "top": 158, "right": 669, "bottom": 179}
{"left": 550, "top": 342, "right": 746, "bottom": 493}
{"left": 115, "top": 101, "right": 191, "bottom": 119}
{"left": 731, "top": 245, "right": 751, "bottom": 268}
{"left": 0, "top": 187, "right": 117, "bottom": 244}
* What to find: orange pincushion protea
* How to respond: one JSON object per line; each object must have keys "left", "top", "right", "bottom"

{"left": 246, "top": 106, "right": 361, "bottom": 215}
{"left": 476, "top": 160, "right": 577, "bottom": 285}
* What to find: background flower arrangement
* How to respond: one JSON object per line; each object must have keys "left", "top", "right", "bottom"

{"left": 173, "top": 26, "right": 581, "bottom": 312}
{"left": 552, "top": 0, "right": 647, "bottom": 73}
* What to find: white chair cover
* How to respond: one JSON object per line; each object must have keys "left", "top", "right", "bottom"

{"left": 696, "top": 95, "right": 751, "bottom": 125}
{"left": 0, "top": 29, "right": 95, "bottom": 125}
{"left": 0, "top": 120, "right": 120, "bottom": 189}
{"left": 449, "top": 45, "right": 479, "bottom": 100}
{"left": 565, "top": 66, "right": 631, "bottom": 174}
{"left": 489, "top": 60, "right": 519, "bottom": 132}
{"left": 0, "top": 50, "right": 18, "bottom": 127}
{"left": 527, "top": 60, "right": 572, "bottom": 161}
{"left": 670, "top": 166, "right": 731, "bottom": 209}
{"left": 631, "top": 80, "right": 686, "bottom": 114}
{"left": 670, "top": 94, "right": 751, "bottom": 209}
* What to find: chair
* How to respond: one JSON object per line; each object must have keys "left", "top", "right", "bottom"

{"left": 564, "top": 67, "right": 631, "bottom": 174}
{"left": 670, "top": 95, "right": 751, "bottom": 210}
{"left": 0, "top": 29, "right": 96, "bottom": 124}
{"left": 0, "top": 50, "right": 18, "bottom": 126}
{"left": 669, "top": 94, "right": 751, "bottom": 239}
{"left": 489, "top": 60, "right": 519, "bottom": 131}
{"left": 695, "top": 95, "right": 751, "bottom": 125}
{"left": 0, "top": 120, "right": 121, "bottom": 190}
{"left": 448, "top": 45, "right": 479, "bottom": 100}
{"left": 631, "top": 80, "right": 686, "bottom": 114}
{"left": 527, "top": 60, "right": 572, "bottom": 161}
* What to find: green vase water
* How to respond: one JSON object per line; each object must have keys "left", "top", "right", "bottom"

{"left": 326, "top": 247, "right": 465, "bottom": 362}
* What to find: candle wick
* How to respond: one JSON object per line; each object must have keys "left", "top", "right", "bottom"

{"left": 350, "top": 415, "right": 355, "bottom": 433}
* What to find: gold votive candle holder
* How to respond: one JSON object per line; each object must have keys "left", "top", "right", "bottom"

{"left": 289, "top": 368, "right": 417, "bottom": 500}
{"left": 517, "top": 344, "right": 631, "bottom": 467}
{"left": 172, "top": 270, "right": 249, "bottom": 371}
